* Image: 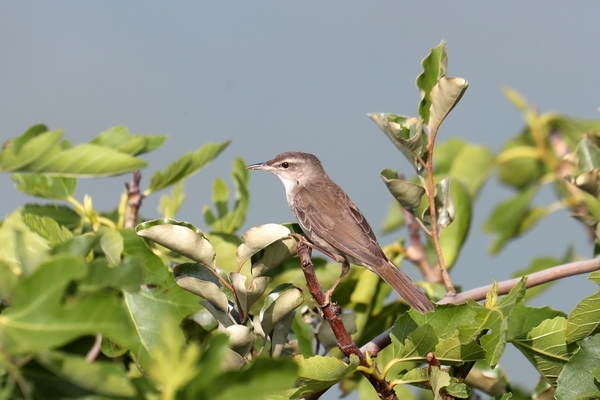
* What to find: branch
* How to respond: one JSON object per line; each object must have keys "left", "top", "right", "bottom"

{"left": 438, "top": 257, "right": 600, "bottom": 305}
{"left": 402, "top": 206, "right": 441, "bottom": 283}
{"left": 361, "top": 257, "right": 600, "bottom": 357}
{"left": 296, "top": 238, "right": 398, "bottom": 400}
{"left": 124, "top": 170, "right": 144, "bottom": 229}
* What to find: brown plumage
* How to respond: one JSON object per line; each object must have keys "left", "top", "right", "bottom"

{"left": 247, "top": 151, "right": 433, "bottom": 313}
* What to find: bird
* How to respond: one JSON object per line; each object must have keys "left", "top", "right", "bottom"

{"left": 246, "top": 151, "right": 433, "bottom": 313}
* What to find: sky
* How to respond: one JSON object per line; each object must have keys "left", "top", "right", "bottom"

{"left": 2, "top": 2, "right": 599, "bottom": 397}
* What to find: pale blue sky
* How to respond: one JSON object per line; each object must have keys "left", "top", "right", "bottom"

{"left": 2, "top": 2, "right": 599, "bottom": 396}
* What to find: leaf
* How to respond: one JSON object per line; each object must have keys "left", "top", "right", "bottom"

{"left": 21, "top": 204, "right": 81, "bottom": 229}
{"left": 236, "top": 224, "right": 293, "bottom": 268}
{"left": 203, "top": 157, "right": 250, "bottom": 234}
{"left": 369, "top": 113, "right": 427, "bottom": 172}
{"left": 147, "top": 140, "right": 230, "bottom": 194}
{"left": 99, "top": 228, "right": 124, "bottom": 266}
{"left": 0, "top": 255, "right": 134, "bottom": 353}
{"left": 12, "top": 174, "right": 77, "bottom": 200}
{"left": 173, "top": 262, "right": 230, "bottom": 312}
{"left": 158, "top": 181, "right": 186, "bottom": 219}
{"left": 510, "top": 316, "right": 579, "bottom": 386}
{"left": 21, "top": 213, "right": 73, "bottom": 247}
{"left": 225, "top": 324, "right": 256, "bottom": 357}
{"left": 429, "top": 77, "right": 469, "bottom": 133}
{"left": 434, "top": 138, "right": 496, "bottom": 197}
{"left": 288, "top": 354, "right": 360, "bottom": 398}
{"left": 135, "top": 219, "right": 216, "bottom": 268}
{"left": 555, "top": 333, "right": 600, "bottom": 400}
{"left": 146, "top": 314, "right": 201, "bottom": 397}
{"left": 576, "top": 134, "right": 600, "bottom": 172}
{"left": 0, "top": 128, "right": 63, "bottom": 171}
{"left": 391, "top": 304, "right": 486, "bottom": 364}
{"left": 80, "top": 257, "right": 144, "bottom": 293}
{"left": 380, "top": 169, "right": 425, "bottom": 210}
{"left": 36, "top": 351, "right": 136, "bottom": 397}
{"left": 21, "top": 143, "right": 147, "bottom": 176}
{"left": 207, "top": 357, "right": 298, "bottom": 400}
{"left": 416, "top": 41, "right": 447, "bottom": 123}
{"left": 483, "top": 186, "right": 539, "bottom": 254}
{"left": 566, "top": 271, "right": 600, "bottom": 343}
{"left": 259, "top": 284, "right": 304, "bottom": 335}
{"left": 0, "top": 211, "right": 50, "bottom": 276}
{"left": 90, "top": 125, "right": 167, "bottom": 156}
{"left": 437, "top": 179, "right": 471, "bottom": 268}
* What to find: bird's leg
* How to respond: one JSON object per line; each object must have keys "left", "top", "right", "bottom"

{"left": 324, "top": 261, "right": 350, "bottom": 305}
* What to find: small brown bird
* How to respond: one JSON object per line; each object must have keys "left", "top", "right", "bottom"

{"left": 247, "top": 151, "right": 433, "bottom": 313}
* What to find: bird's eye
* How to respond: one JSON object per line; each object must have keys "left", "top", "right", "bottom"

{"left": 281, "top": 162, "right": 289, "bottom": 169}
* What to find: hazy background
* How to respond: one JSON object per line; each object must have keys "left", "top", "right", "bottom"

{"left": 2, "top": 2, "right": 599, "bottom": 397}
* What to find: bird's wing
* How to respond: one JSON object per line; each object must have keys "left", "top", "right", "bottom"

{"left": 293, "top": 184, "right": 387, "bottom": 268}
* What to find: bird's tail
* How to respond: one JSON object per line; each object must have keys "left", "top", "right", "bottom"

{"left": 377, "top": 261, "right": 434, "bottom": 313}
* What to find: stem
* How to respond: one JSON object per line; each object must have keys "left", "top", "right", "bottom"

{"left": 425, "top": 127, "right": 455, "bottom": 296}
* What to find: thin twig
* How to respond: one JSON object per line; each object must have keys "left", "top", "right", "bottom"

{"left": 85, "top": 334, "right": 103, "bottom": 362}
{"left": 425, "top": 127, "right": 455, "bottom": 296}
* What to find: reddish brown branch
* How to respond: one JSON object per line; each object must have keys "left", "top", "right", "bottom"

{"left": 296, "top": 238, "right": 398, "bottom": 400}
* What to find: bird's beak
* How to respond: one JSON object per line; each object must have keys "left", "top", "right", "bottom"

{"left": 246, "top": 161, "right": 269, "bottom": 171}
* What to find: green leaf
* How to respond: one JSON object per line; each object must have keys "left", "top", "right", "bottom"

{"left": 429, "top": 77, "right": 469, "bottom": 133}
{"left": 208, "top": 357, "right": 298, "bottom": 400}
{"left": 287, "top": 354, "right": 360, "bottom": 398}
{"left": 173, "top": 262, "right": 230, "bottom": 312}
{"left": 380, "top": 169, "right": 425, "bottom": 210}
{"left": 0, "top": 211, "right": 50, "bottom": 276}
{"left": 20, "top": 143, "right": 147, "bottom": 176}
{"left": 483, "top": 186, "right": 538, "bottom": 255}
{"left": 21, "top": 204, "right": 81, "bottom": 229}
{"left": 12, "top": 174, "right": 77, "bottom": 200}
{"left": 566, "top": 272, "right": 600, "bottom": 343}
{"left": 90, "top": 125, "right": 167, "bottom": 155}
{"left": 497, "top": 135, "right": 545, "bottom": 190}
{"left": 21, "top": 213, "right": 73, "bottom": 247}
{"left": 147, "top": 140, "right": 230, "bottom": 194}
{"left": 235, "top": 224, "right": 295, "bottom": 270}
{"left": 0, "top": 127, "right": 63, "bottom": 171}
{"left": 225, "top": 324, "right": 256, "bottom": 357}
{"left": 203, "top": 158, "right": 250, "bottom": 234}
{"left": 0, "top": 254, "right": 134, "bottom": 353}
{"left": 259, "top": 283, "right": 304, "bottom": 335}
{"left": 434, "top": 138, "right": 496, "bottom": 197}
{"left": 99, "top": 228, "right": 124, "bottom": 266}
{"left": 391, "top": 304, "right": 486, "bottom": 364}
{"left": 438, "top": 179, "right": 471, "bottom": 268}
{"left": 555, "top": 333, "right": 600, "bottom": 399}
{"left": 36, "top": 351, "right": 136, "bottom": 397}
{"left": 369, "top": 113, "right": 427, "bottom": 172}
{"left": 158, "top": 181, "right": 186, "bottom": 219}
{"left": 135, "top": 218, "right": 216, "bottom": 268}
{"left": 80, "top": 257, "right": 144, "bottom": 293}
{"left": 416, "top": 41, "right": 447, "bottom": 123}
{"left": 510, "top": 316, "right": 579, "bottom": 386}
{"left": 381, "top": 200, "right": 405, "bottom": 234}
{"left": 576, "top": 134, "right": 600, "bottom": 172}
